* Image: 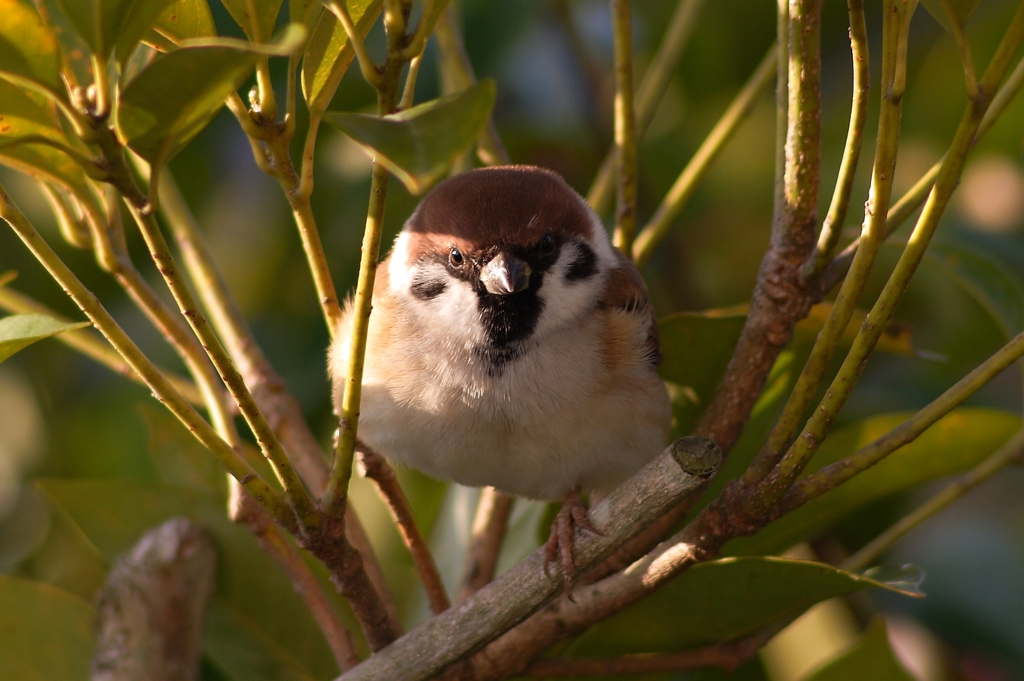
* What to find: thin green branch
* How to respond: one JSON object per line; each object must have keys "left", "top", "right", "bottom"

{"left": 434, "top": 6, "right": 509, "bottom": 165}
{"left": 126, "top": 205, "right": 318, "bottom": 527}
{"left": 0, "top": 183, "right": 292, "bottom": 526}
{"left": 329, "top": 0, "right": 383, "bottom": 89}
{"left": 743, "top": 0, "right": 913, "bottom": 492}
{"left": 801, "top": 0, "right": 869, "bottom": 280}
{"left": 822, "top": 53, "right": 1024, "bottom": 289}
{"left": 0, "top": 282, "right": 205, "bottom": 405}
{"left": 843, "top": 427, "right": 1024, "bottom": 572}
{"left": 939, "top": 0, "right": 979, "bottom": 100}
{"left": 784, "top": 328, "right": 1024, "bottom": 508}
{"left": 587, "top": 0, "right": 705, "bottom": 213}
{"left": 611, "top": 0, "right": 638, "bottom": 255}
{"left": 400, "top": 53, "right": 423, "bottom": 110}
{"left": 632, "top": 44, "right": 777, "bottom": 267}
{"left": 764, "top": 1, "right": 1024, "bottom": 501}
{"left": 399, "top": 0, "right": 454, "bottom": 61}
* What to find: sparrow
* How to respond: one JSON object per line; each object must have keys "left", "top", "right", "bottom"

{"left": 329, "top": 165, "right": 671, "bottom": 587}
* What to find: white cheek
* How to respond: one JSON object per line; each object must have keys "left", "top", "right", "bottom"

{"left": 407, "top": 262, "right": 485, "bottom": 348}
{"left": 585, "top": 209, "right": 618, "bottom": 265}
{"left": 535, "top": 241, "right": 606, "bottom": 337}
{"left": 387, "top": 232, "right": 414, "bottom": 293}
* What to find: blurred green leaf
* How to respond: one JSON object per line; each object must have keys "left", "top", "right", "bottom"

{"left": 0, "top": 79, "right": 94, "bottom": 191}
{"left": 205, "top": 600, "right": 319, "bottom": 681}
{"left": 116, "top": 23, "right": 306, "bottom": 166}
{"left": 145, "top": 0, "right": 217, "bottom": 48}
{"left": 54, "top": 0, "right": 162, "bottom": 60}
{"left": 323, "top": 78, "right": 497, "bottom": 194}
{"left": 220, "top": 0, "right": 284, "bottom": 42}
{"left": 566, "top": 558, "right": 922, "bottom": 656}
{"left": 920, "top": 0, "right": 982, "bottom": 32}
{"left": 140, "top": 403, "right": 228, "bottom": 500}
{"left": 38, "top": 479, "right": 353, "bottom": 680}
{"left": 658, "top": 310, "right": 746, "bottom": 436}
{"left": 301, "top": 0, "right": 381, "bottom": 111}
{"left": 805, "top": 618, "right": 914, "bottom": 681}
{"left": 725, "top": 408, "right": 1021, "bottom": 556}
{"left": 0, "top": 0, "right": 64, "bottom": 97}
{"left": 33, "top": 0, "right": 94, "bottom": 88}
{"left": 0, "top": 313, "right": 90, "bottom": 363}
{"left": 795, "top": 303, "right": 920, "bottom": 357}
{"left": 114, "top": 0, "right": 177, "bottom": 66}
{"left": 0, "top": 574, "right": 94, "bottom": 681}
{"left": 926, "top": 242, "right": 1024, "bottom": 340}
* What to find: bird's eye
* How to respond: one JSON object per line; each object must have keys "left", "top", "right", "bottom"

{"left": 540, "top": 232, "right": 555, "bottom": 254}
{"left": 449, "top": 247, "right": 464, "bottom": 267}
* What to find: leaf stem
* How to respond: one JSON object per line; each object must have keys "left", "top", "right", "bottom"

{"left": 631, "top": 44, "right": 777, "bottom": 267}
{"left": 938, "top": 0, "right": 979, "bottom": 100}
{"left": 329, "top": 0, "right": 383, "bottom": 89}
{"left": 0, "top": 183, "right": 292, "bottom": 526}
{"left": 611, "top": 0, "right": 638, "bottom": 255}
{"left": 842, "top": 427, "right": 1024, "bottom": 572}
{"left": 801, "top": 0, "right": 870, "bottom": 280}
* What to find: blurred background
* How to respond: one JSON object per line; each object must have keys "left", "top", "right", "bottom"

{"left": 2, "top": 0, "right": 1024, "bottom": 679}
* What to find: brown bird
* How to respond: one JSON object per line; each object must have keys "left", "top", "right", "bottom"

{"left": 329, "top": 165, "right": 671, "bottom": 586}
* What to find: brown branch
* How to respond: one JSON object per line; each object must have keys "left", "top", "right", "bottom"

{"left": 230, "top": 485, "right": 361, "bottom": 672}
{"left": 695, "top": 0, "right": 822, "bottom": 455}
{"left": 334, "top": 437, "right": 722, "bottom": 681}
{"left": 357, "top": 446, "right": 451, "bottom": 614}
{"left": 458, "top": 487, "right": 515, "bottom": 603}
{"left": 91, "top": 518, "right": 216, "bottom": 681}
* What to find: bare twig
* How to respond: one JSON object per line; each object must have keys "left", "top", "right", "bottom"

{"left": 458, "top": 488, "right": 515, "bottom": 603}
{"left": 631, "top": 43, "right": 777, "bottom": 267}
{"left": 611, "top": 0, "right": 638, "bottom": 255}
{"left": 357, "top": 446, "right": 451, "bottom": 614}
{"left": 587, "top": 0, "right": 706, "bottom": 213}
{"left": 801, "top": 0, "right": 869, "bottom": 280}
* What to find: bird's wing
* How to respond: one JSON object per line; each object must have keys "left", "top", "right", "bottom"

{"left": 601, "top": 249, "right": 661, "bottom": 366}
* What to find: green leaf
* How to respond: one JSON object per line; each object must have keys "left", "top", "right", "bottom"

{"left": 0, "top": 78, "right": 93, "bottom": 191}
{"left": 0, "top": 0, "right": 64, "bottom": 97}
{"left": 920, "top": 0, "right": 982, "bottom": 32}
{"left": 116, "top": 24, "right": 306, "bottom": 166}
{"left": 725, "top": 408, "right": 1021, "bottom": 556}
{"left": 301, "top": 0, "right": 381, "bottom": 111}
{"left": 204, "top": 600, "right": 319, "bottom": 681}
{"left": 289, "top": 0, "right": 319, "bottom": 24}
{"left": 0, "top": 313, "right": 90, "bottom": 363}
{"left": 54, "top": 0, "right": 140, "bottom": 59}
{"left": 657, "top": 310, "right": 746, "bottom": 436}
{"left": 805, "top": 618, "right": 915, "bottom": 681}
{"left": 114, "top": 0, "right": 177, "bottom": 66}
{"left": 565, "top": 557, "right": 922, "bottom": 657}
{"left": 220, "top": 0, "right": 284, "bottom": 42}
{"left": 324, "top": 79, "right": 499, "bottom": 194}
{"left": 38, "top": 479, "right": 354, "bottom": 680}
{"left": 926, "top": 242, "right": 1024, "bottom": 340}
{"left": 140, "top": 403, "right": 228, "bottom": 499}
{"left": 147, "top": 0, "right": 217, "bottom": 47}
{"left": 0, "top": 574, "right": 94, "bottom": 681}
{"left": 33, "top": 0, "right": 94, "bottom": 89}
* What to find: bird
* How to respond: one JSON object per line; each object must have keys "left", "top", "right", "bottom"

{"left": 328, "top": 165, "right": 671, "bottom": 588}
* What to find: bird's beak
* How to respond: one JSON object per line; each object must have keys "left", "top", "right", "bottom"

{"left": 480, "top": 251, "right": 531, "bottom": 295}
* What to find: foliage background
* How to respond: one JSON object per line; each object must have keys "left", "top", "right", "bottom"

{"left": 2, "top": 0, "right": 1024, "bottom": 678}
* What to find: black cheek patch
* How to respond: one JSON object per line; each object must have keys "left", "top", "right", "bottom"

{"left": 565, "top": 242, "right": 597, "bottom": 282}
{"left": 411, "top": 276, "right": 447, "bottom": 300}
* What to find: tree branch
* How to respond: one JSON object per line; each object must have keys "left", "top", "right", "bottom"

{"left": 333, "top": 437, "right": 722, "bottom": 681}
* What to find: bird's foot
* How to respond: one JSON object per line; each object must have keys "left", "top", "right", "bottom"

{"left": 544, "top": 488, "right": 602, "bottom": 600}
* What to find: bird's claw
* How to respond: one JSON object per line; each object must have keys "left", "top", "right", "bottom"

{"left": 543, "top": 489, "right": 602, "bottom": 600}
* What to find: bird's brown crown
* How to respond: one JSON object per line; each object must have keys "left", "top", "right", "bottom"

{"left": 404, "top": 166, "right": 593, "bottom": 257}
